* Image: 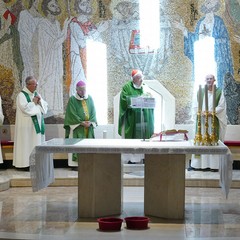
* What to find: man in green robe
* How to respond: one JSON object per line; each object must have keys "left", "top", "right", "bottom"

{"left": 118, "top": 69, "right": 154, "bottom": 140}
{"left": 64, "top": 80, "right": 97, "bottom": 167}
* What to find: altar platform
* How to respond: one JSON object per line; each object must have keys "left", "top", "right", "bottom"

{"left": 1, "top": 165, "right": 240, "bottom": 191}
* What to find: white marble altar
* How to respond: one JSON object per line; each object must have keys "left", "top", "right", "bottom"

{"left": 30, "top": 138, "right": 231, "bottom": 219}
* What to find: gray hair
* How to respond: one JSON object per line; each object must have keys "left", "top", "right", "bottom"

{"left": 25, "top": 76, "right": 36, "bottom": 85}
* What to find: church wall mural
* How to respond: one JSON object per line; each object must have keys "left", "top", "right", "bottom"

{"left": 0, "top": 0, "right": 240, "bottom": 126}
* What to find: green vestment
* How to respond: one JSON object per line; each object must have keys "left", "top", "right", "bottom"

{"left": 118, "top": 81, "right": 154, "bottom": 139}
{"left": 64, "top": 95, "right": 97, "bottom": 161}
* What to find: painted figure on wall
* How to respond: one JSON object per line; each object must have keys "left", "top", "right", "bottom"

{"left": 0, "top": 95, "right": 4, "bottom": 164}
{"left": 174, "top": 0, "right": 234, "bottom": 89}
{"left": 65, "top": 0, "right": 108, "bottom": 97}
{"left": 224, "top": 73, "right": 240, "bottom": 124}
{"left": 18, "top": 0, "right": 42, "bottom": 85}
{"left": 37, "top": 0, "right": 70, "bottom": 117}
{"left": 0, "top": 0, "right": 23, "bottom": 87}
{"left": 225, "top": 0, "right": 240, "bottom": 35}
{"left": 109, "top": 0, "right": 172, "bottom": 79}
{"left": 224, "top": 0, "right": 240, "bottom": 124}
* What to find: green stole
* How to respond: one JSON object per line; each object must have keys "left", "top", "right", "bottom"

{"left": 197, "top": 87, "right": 222, "bottom": 139}
{"left": 21, "top": 91, "right": 45, "bottom": 134}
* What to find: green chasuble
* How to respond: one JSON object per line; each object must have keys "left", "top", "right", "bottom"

{"left": 64, "top": 95, "right": 97, "bottom": 161}
{"left": 118, "top": 81, "right": 154, "bottom": 139}
{"left": 197, "top": 87, "right": 222, "bottom": 139}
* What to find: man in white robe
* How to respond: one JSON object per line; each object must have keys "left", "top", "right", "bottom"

{"left": 13, "top": 76, "right": 48, "bottom": 169}
{"left": 0, "top": 96, "right": 4, "bottom": 164}
{"left": 191, "top": 74, "right": 227, "bottom": 171}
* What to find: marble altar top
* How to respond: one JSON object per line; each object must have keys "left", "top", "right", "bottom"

{"left": 35, "top": 138, "right": 229, "bottom": 155}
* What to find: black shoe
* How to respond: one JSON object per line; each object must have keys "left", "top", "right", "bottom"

{"left": 202, "top": 168, "right": 211, "bottom": 172}
{"left": 210, "top": 169, "right": 218, "bottom": 172}
{"left": 127, "top": 161, "right": 136, "bottom": 164}
{"left": 17, "top": 167, "right": 29, "bottom": 171}
{"left": 187, "top": 166, "right": 195, "bottom": 171}
{"left": 187, "top": 166, "right": 201, "bottom": 171}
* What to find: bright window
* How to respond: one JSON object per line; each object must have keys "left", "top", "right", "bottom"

{"left": 139, "top": 0, "right": 160, "bottom": 49}
{"left": 194, "top": 36, "right": 217, "bottom": 91}
{"left": 86, "top": 39, "right": 108, "bottom": 124}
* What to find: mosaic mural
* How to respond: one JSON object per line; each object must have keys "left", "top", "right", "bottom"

{"left": 0, "top": 0, "right": 240, "bottom": 125}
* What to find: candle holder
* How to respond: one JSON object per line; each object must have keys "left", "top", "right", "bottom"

{"left": 202, "top": 111, "right": 212, "bottom": 146}
{"left": 210, "top": 111, "right": 218, "bottom": 145}
{"left": 194, "top": 111, "right": 202, "bottom": 145}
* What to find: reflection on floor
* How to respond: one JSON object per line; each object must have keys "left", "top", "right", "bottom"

{"left": 1, "top": 186, "right": 240, "bottom": 239}
{"left": 0, "top": 167, "right": 240, "bottom": 239}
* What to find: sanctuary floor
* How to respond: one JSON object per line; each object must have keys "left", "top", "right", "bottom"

{"left": 1, "top": 167, "right": 240, "bottom": 239}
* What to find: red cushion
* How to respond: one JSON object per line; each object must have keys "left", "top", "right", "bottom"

{"left": 1, "top": 141, "right": 14, "bottom": 146}
{"left": 224, "top": 141, "right": 240, "bottom": 146}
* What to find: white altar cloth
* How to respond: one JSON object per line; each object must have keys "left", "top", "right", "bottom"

{"left": 30, "top": 138, "right": 232, "bottom": 197}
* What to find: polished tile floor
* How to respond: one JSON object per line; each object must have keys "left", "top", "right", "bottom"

{"left": 1, "top": 186, "right": 240, "bottom": 239}
{"left": 1, "top": 167, "right": 240, "bottom": 239}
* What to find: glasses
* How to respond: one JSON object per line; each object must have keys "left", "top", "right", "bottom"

{"left": 28, "top": 82, "right": 38, "bottom": 86}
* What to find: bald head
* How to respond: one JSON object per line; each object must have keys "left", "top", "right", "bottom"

{"left": 205, "top": 74, "right": 215, "bottom": 90}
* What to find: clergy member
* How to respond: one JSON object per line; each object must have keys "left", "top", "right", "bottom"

{"left": 190, "top": 74, "right": 227, "bottom": 172}
{"left": 64, "top": 80, "right": 97, "bottom": 169}
{"left": 118, "top": 69, "right": 154, "bottom": 164}
{"left": 13, "top": 76, "right": 48, "bottom": 170}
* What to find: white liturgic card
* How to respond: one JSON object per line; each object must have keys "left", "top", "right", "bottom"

{"left": 129, "top": 96, "right": 156, "bottom": 109}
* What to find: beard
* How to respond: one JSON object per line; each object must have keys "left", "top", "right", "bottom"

{"left": 48, "top": 8, "right": 62, "bottom": 16}
{"left": 78, "top": 7, "right": 92, "bottom": 15}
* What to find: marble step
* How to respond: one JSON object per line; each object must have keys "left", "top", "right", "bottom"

{"left": 0, "top": 176, "right": 10, "bottom": 192}
{"left": 1, "top": 167, "right": 240, "bottom": 191}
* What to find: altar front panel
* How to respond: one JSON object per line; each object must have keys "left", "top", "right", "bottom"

{"left": 144, "top": 154, "right": 185, "bottom": 219}
{"left": 78, "top": 153, "right": 122, "bottom": 218}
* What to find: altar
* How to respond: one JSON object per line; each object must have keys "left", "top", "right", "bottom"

{"left": 30, "top": 138, "right": 231, "bottom": 220}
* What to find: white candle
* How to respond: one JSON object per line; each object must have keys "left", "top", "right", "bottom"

{"left": 198, "top": 85, "right": 202, "bottom": 111}
{"left": 212, "top": 84, "right": 216, "bottom": 111}
{"left": 205, "top": 85, "right": 208, "bottom": 112}
{"left": 103, "top": 130, "right": 107, "bottom": 139}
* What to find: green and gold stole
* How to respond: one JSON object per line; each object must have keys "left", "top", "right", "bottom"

{"left": 21, "top": 91, "right": 45, "bottom": 134}
{"left": 198, "top": 88, "right": 222, "bottom": 139}
{"left": 81, "top": 99, "right": 89, "bottom": 138}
